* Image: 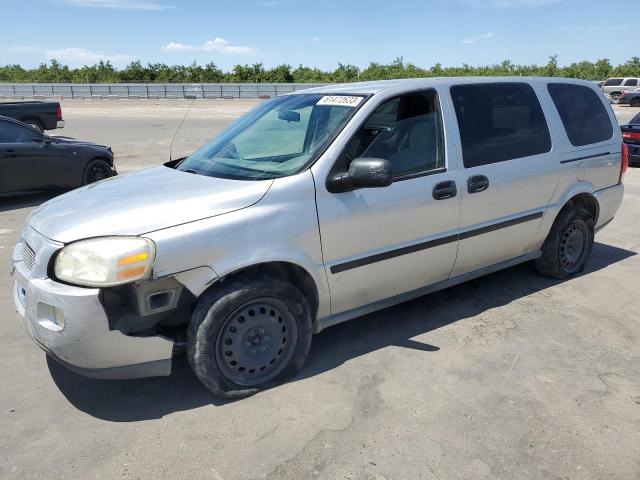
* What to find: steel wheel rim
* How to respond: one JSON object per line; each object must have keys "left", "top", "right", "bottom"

{"left": 215, "top": 297, "right": 298, "bottom": 387}
{"left": 559, "top": 221, "right": 586, "bottom": 271}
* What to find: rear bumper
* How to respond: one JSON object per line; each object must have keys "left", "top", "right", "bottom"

{"left": 594, "top": 183, "right": 624, "bottom": 231}
{"left": 12, "top": 258, "right": 175, "bottom": 379}
{"left": 56, "top": 120, "right": 65, "bottom": 129}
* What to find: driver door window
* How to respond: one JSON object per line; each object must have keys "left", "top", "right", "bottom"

{"left": 340, "top": 92, "right": 445, "bottom": 179}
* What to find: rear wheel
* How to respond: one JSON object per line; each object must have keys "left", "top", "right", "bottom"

{"left": 83, "top": 158, "right": 114, "bottom": 185}
{"left": 188, "top": 274, "right": 313, "bottom": 398}
{"left": 534, "top": 201, "right": 594, "bottom": 279}
{"left": 630, "top": 97, "right": 640, "bottom": 108}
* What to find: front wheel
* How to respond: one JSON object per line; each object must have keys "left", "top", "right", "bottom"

{"left": 83, "top": 158, "right": 115, "bottom": 185}
{"left": 534, "top": 202, "right": 594, "bottom": 279}
{"left": 188, "top": 274, "right": 313, "bottom": 398}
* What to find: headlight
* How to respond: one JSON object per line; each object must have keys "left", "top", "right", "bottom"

{"left": 54, "top": 237, "right": 155, "bottom": 287}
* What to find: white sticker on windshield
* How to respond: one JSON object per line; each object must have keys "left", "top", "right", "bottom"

{"left": 317, "top": 95, "right": 365, "bottom": 107}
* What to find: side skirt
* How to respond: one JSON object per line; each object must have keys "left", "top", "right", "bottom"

{"left": 315, "top": 250, "right": 542, "bottom": 333}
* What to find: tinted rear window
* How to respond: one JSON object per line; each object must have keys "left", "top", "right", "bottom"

{"left": 451, "top": 83, "right": 551, "bottom": 168}
{"left": 624, "top": 79, "right": 638, "bottom": 86}
{"left": 603, "top": 78, "right": 624, "bottom": 86}
{"left": 547, "top": 83, "right": 613, "bottom": 146}
{"left": 630, "top": 113, "right": 640, "bottom": 125}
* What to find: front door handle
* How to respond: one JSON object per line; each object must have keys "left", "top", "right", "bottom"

{"left": 433, "top": 180, "right": 457, "bottom": 200}
{"left": 467, "top": 175, "right": 489, "bottom": 194}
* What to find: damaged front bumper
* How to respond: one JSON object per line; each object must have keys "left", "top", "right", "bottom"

{"left": 11, "top": 228, "right": 176, "bottom": 379}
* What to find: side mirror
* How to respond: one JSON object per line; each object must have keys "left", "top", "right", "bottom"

{"left": 327, "top": 157, "right": 393, "bottom": 193}
{"left": 278, "top": 110, "right": 300, "bottom": 123}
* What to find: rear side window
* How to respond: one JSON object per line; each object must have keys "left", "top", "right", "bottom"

{"left": 547, "top": 83, "right": 613, "bottom": 146}
{"left": 0, "top": 120, "right": 41, "bottom": 143}
{"left": 451, "top": 83, "right": 551, "bottom": 168}
{"left": 603, "top": 78, "right": 624, "bottom": 86}
{"left": 624, "top": 79, "right": 638, "bottom": 86}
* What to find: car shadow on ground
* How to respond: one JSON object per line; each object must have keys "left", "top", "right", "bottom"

{"left": 48, "top": 241, "right": 636, "bottom": 422}
{"left": 0, "top": 192, "right": 60, "bottom": 212}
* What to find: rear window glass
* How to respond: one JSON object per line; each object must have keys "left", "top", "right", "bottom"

{"left": 451, "top": 83, "right": 551, "bottom": 168}
{"left": 630, "top": 113, "right": 640, "bottom": 125}
{"left": 624, "top": 79, "right": 638, "bottom": 86}
{"left": 547, "top": 83, "right": 613, "bottom": 146}
{"left": 603, "top": 78, "right": 624, "bottom": 86}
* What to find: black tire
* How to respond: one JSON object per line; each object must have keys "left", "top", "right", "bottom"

{"left": 534, "top": 201, "right": 594, "bottom": 279}
{"left": 83, "top": 158, "right": 114, "bottom": 185}
{"left": 24, "top": 119, "right": 45, "bottom": 132}
{"left": 630, "top": 98, "right": 640, "bottom": 108}
{"left": 187, "top": 274, "right": 313, "bottom": 398}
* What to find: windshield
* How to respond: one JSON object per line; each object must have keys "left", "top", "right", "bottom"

{"left": 177, "top": 94, "right": 365, "bottom": 180}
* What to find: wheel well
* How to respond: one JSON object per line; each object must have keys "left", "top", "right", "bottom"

{"left": 89, "top": 156, "right": 113, "bottom": 165}
{"left": 215, "top": 262, "right": 319, "bottom": 320}
{"left": 562, "top": 193, "right": 598, "bottom": 223}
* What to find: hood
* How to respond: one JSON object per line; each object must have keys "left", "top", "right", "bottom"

{"left": 29, "top": 166, "right": 273, "bottom": 243}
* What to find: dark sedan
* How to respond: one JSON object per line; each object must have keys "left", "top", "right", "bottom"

{"left": 0, "top": 116, "right": 116, "bottom": 195}
{"left": 621, "top": 112, "right": 640, "bottom": 166}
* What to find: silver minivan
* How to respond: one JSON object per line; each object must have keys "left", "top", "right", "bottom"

{"left": 12, "top": 78, "right": 627, "bottom": 397}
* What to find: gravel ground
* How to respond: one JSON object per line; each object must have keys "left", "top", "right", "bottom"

{"left": 0, "top": 100, "right": 638, "bottom": 480}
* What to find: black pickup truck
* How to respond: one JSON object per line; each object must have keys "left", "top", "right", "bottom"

{"left": 0, "top": 101, "right": 64, "bottom": 132}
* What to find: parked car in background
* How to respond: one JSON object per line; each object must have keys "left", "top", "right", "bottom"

{"left": 11, "top": 77, "right": 627, "bottom": 398}
{"left": 601, "top": 78, "right": 640, "bottom": 100}
{"left": 0, "top": 101, "right": 65, "bottom": 132}
{"left": 617, "top": 89, "right": 640, "bottom": 107}
{"left": 621, "top": 112, "right": 640, "bottom": 166}
{"left": 0, "top": 116, "right": 116, "bottom": 195}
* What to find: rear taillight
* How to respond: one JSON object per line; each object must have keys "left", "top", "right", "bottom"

{"left": 622, "top": 131, "right": 640, "bottom": 142}
{"left": 56, "top": 104, "right": 62, "bottom": 120}
{"left": 620, "top": 142, "right": 629, "bottom": 184}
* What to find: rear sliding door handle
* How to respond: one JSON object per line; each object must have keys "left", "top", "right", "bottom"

{"left": 433, "top": 180, "right": 457, "bottom": 200}
{"left": 467, "top": 175, "right": 489, "bottom": 194}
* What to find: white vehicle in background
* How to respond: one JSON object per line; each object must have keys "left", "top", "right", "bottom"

{"left": 601, "top": 77, "right": 640, "bottom": 101}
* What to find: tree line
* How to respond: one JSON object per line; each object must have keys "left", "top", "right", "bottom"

{"left": 1, "top": 56, "right": 639, "bottom": 83}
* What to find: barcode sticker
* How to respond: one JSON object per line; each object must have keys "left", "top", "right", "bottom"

{"left": 317, "top": 96, "right": 365, "bottom": 107}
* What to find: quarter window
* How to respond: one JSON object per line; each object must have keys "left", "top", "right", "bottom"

{"left": 547, "top": 83, "right": 613, "bottom": 146}
{"left": 451, "top": 83, "right": 551, "bottom": 168}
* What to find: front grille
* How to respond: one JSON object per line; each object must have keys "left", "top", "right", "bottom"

{"left": 22, "top": 243, "right": 36, "bottom": 271}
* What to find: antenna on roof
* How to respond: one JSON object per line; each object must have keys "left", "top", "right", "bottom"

{"left": 169, "top": 96, "right": 196, "bottom": 162}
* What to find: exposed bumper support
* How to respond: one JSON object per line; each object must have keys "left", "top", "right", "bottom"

{"left": 12, "top": 260, "right": 174, "bottom": 379}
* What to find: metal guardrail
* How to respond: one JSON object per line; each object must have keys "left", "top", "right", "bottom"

{"left": 0, "top": 83, "right": 329, "bottom": 99}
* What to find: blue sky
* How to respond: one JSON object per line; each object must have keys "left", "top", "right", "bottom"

{"left": 1, "top": 0, "right": 636, "bottom": 70}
